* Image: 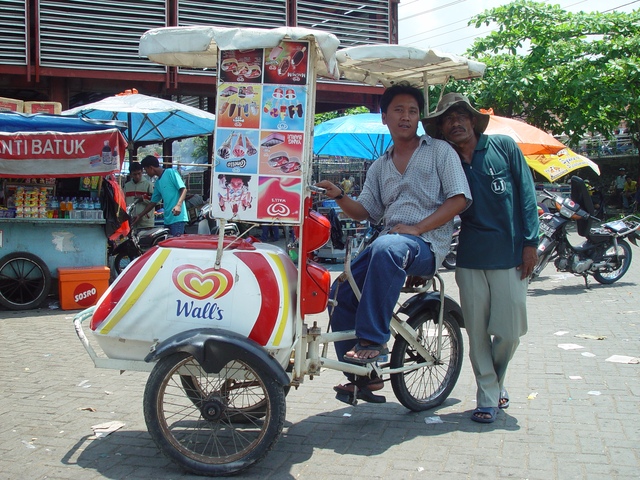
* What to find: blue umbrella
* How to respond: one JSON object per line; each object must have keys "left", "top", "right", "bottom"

{"left": 313, "top": 113, "right": 425, "bottom": 160}
{"left": 62, "top": 93, "right": 216, "bottom": 152}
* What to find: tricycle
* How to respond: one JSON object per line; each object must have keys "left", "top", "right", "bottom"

{"left": 74, "top": 26, "right": 484, "bottom": 476}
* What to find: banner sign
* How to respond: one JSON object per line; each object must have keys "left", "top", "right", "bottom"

{"left": 0, "top": 128, "right": 126, "bottom": 178}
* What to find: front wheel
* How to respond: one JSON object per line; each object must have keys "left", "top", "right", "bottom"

{"left": 0, "top": 252, "right": 51, "bottom": 310}
{"left": 593, "top": 239, "right": 632, "bottom": 284}
{"left": 144, "top": 352, "right": 286, "bottom": 476}
{"left": 390, "top": 308, "right": 463, "bottom": 411}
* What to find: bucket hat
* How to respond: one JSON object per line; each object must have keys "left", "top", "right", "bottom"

{"left": 421, "top": 92, "right": 489, "bottom": 138}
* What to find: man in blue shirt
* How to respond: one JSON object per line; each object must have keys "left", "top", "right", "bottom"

{"left": 133, "top": 155, "right": 188, "bottom": 236}
{"left": 423, "top": 93, "right": 539, "bottom": 424}
{"left": 317, "top": 84, "right": 471, "bottom": 401}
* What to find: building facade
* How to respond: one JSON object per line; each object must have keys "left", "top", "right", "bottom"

{"left": 1, "top": 0, "right": 399, "bottom": 112}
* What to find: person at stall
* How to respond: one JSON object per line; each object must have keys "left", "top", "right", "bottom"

{"left": 614, "top": 168, "right": 627, "bottom": 207}
{"left": 622, "top": 175, "right": 637, "bottom": 211}
{"left": 133, "top": 155, "right": 188, "bottom": 237}
{"left": 124, "top": 162, "right": 154, "bottom": 231}
{"left": 423, "top": 92, "right": 539, "bottom": 424}
{"left": 316, "top": 82, "right": 471, "bottom": 401}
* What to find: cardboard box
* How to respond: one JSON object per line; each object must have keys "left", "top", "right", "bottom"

{"left": 24, "top": 101, "right": 62, "bottom": 114}
{"left": 58, "top": 266, "right": 110, "bottom": 310}
{"left": 0, "top": 96, "right": 24, "bottom": 112}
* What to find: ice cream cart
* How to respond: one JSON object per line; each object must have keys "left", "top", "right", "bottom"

{"left": 73, "top": 26, "right": 485, "bottom": 476}
{"left": 0, "top": 113, "right": 126, "bottom": 310}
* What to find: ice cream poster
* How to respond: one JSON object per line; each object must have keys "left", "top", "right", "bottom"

{"left": 219, "top": 49, "right": 263, "bottom": 83}
{"left": 213, "top": 173, "right": 257, "bottom": 219}
{"left": 216, "top": 83, "right": 262, "bottom": 129}
{"left": 263, "top": 41, "right": 309, "bottom": 85}
{"left": 257, "top": 176, "right": 302, "bottom": 221}
{"left": 259, "top": 131, "right": 303, "bottom": 177}
{"left": 215, "top": 128, "right": 260, "bottom": 174}
{"left": 260, "top": 85, "right": 307, "bottom": 131}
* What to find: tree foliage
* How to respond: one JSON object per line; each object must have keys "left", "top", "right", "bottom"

{"left": 444, "top": 0, "right": 640, "bottom": 153}
{"left": 315, "top": 106, "right": 370, "bottom": 125}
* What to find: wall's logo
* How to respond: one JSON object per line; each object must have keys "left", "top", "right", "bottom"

{"left": 266, "top": 202, "right": 291, "bottom": 217}
{"left": 172, "top": 265, "right": 233, "bottom": 300}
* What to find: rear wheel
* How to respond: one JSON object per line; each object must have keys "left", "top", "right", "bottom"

{"left": 144, "top": 352, "right": 285, "bottom": 476}
{"left": 593, "top": 239, "right": 632, "bottom": 284}
{"left": 0, "top": 252, "right": 51, "bottom": 310}
{"left": 390, "top": 308, "right": 463, "bottom": 411}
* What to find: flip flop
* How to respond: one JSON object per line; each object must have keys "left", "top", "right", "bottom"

{"left": 334, "top": 380, "right": 386, "bottom": 405}
{"left": 343, "top": 341, "right": 389, "bottom": 365}
{"left": 471, "top": 407, "right": 499, "bottom": 423}
{"left": 499, "top": 389, "right": 510, "bottom": 409}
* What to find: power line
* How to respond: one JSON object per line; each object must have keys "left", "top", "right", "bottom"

{"left": 399, "top": 0, "right": 639, "bottom": 50}
{"left": 397, "top": 0, "right": 468, "bottom": 21}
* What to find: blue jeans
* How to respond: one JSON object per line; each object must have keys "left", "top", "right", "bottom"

{"left": 166, "top": 222, "right": 185, "bottom": 237}
{"left": 330, "top": 234, "right": 435, "bottom": 362}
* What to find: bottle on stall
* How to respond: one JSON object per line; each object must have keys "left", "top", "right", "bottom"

{"left": 71, "top": 197, "right": 78, "bottom": 210}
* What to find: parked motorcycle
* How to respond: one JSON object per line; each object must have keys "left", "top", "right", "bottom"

{"left": 109, "top": 199, "right": 169, "bottom": 275}
{"left": 531, "top": 176, "right": 640, "bottom": 287}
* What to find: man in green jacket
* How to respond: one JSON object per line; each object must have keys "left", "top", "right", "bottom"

{"left": 423, "top": 93, "right": 539, "bottom": 424}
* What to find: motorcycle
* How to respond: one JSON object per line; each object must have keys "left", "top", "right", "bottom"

{"left": 531, "top": 176, "right": 640, "bottom": 287}
{"left": 109, "top": 199, "right": 169, "bottom": 275}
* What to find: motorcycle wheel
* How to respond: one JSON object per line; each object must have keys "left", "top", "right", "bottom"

{"left": 593, "top": 239, "right": 632, "bottom": 284}
{"left": 390, "top": 308, "right": 463, "bottom": 411}
{"left": 530, "top": 248, "right": 555, "bottom": 281}
{"left": 0, "top": 252, "right": 51, "bottom": 310}
{"left": 113, "top": 252, "right": 134, "bottom": 275}
{"left": 144, "top": 352, "right": 286, "bottom": 476}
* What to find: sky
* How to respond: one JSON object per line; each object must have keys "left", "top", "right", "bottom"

{"left": 398, "top": 0, "right": 640, "bottom": 56}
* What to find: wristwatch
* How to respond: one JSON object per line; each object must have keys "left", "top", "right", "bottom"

{"left": 334, "top": 187, "right": 345, "bottom": 200}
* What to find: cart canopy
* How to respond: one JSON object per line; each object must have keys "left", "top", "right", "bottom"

{"left": 0, "top": 112, "right": 127, "bottom": 178}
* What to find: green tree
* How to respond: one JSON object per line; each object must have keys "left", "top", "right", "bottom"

{"left": 315, "top": 106, "right": 370, "bottom": 125}
{"left": 451, "top": 1, "right": 640, "bottom": 158}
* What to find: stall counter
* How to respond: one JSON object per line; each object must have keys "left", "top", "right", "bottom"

{"left": 0, "top": 218, "right": 108, "bottom": 276}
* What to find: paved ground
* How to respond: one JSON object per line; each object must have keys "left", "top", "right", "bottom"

{"left": 1, "top": 249, "right": 639, "bottom": 479}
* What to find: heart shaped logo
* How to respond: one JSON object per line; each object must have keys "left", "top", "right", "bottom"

{"left": 172, "top": 265, "right": 233, "bottom": 300}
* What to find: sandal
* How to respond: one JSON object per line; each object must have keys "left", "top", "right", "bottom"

{"left": 334, "top": 378, "right": 386, "bottom": 405}
{"left": 499, "top": 389, "right": 509, "bottom": 409}
{"left": 334, "top": 377, "right": 384, "bottom": 394}
{"left": 343, "top": 341, "right": 389, "bottom": 365}
{"left": 470, "top": 407, "right": 499, "bottom": 424}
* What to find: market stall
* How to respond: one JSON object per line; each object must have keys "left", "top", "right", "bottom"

{"left": 0, "top": 112, "right": 127, "bottom": 310}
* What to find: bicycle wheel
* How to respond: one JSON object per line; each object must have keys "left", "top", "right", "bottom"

{"left": 144, "top": 352, "right": 286, "bottom": 476}
{"left": 593, "top": 239, "right": 632, "bottom": 284}
{"left": 390, "top": 308, "right": 463, "bottom": 411}
{"left": 0, "top": 252, "right": 51, "bottom": 310}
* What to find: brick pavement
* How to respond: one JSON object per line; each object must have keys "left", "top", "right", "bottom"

{"left": 0, "top": 258, "right": 639, "bottom": 479}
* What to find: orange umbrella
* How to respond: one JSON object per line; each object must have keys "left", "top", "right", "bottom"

{"left": 481, "top": 109, "right": 565, "bottom": 155}
{"left": 481, "top": 109, "right": 600, "bottom": 182}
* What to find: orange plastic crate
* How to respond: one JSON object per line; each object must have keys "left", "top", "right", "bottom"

{"left": 57, "top": 266, "right": 110, "bottom": 310}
